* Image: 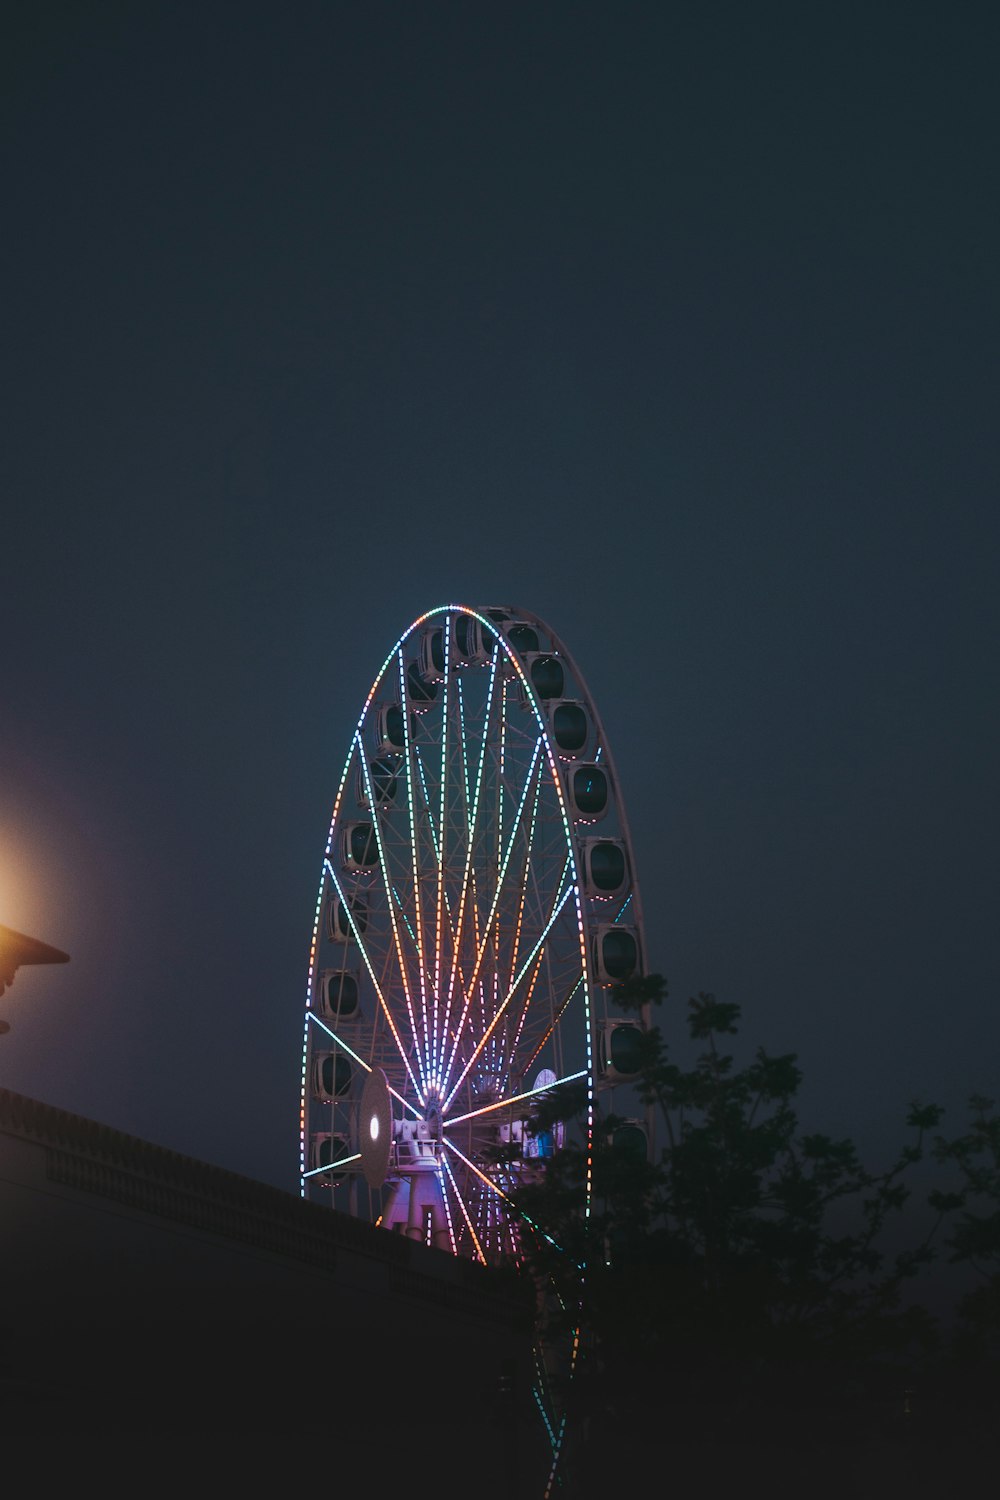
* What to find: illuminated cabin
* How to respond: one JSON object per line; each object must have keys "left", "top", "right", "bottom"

{"left": 311, "top": 1051, "right": 352, "bottom": 1101}
{"left": 598, "top": 1019, "right": 645, "bottom": 1082}
{"left": 309, "top": 1132, "right": 351, "bottom": 1177}
{"left": 356, "top": 756, "right": 398, "bottom": 810}
{"left": 406, "top": 660, "right": 437, "bottom": 710}
{"left": 591, "top": 924, "right": 640, "bottom": 984}
{"left": 316, "top": 969, "right": 360, "bottom": 1020}
{"left": 342, "top": 821, "right": 379, "bottom": 875}
{"left": 579, "top": 838, "right": 629, "bottom": 900}
{"left": 499, "top": 620, "right": 540, "bottom": 656}
{"left": 327, "top": 893, "right": 368, "bottom": 942}
{"left": 419, "top": 627, "right": 447, "bottom": 683}
{"left": 564, "top": 762, "right": 609, "bottom": 823}
{"left": 517, "top": 652, "right": 564, "bottom": 703}
{"left": 375, "top": 702, "right": 416, "bottom": 753}
{"left": 451, "top": 612, "right": 490, "bottom": 665}
{"left": 544, "top": 699, "right": 591, "bottom": 759}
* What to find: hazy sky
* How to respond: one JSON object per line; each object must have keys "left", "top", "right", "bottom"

{"left": 2, "top": 3, "right": 997, "bottom": 1213}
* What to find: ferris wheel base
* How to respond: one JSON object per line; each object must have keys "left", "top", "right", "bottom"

{"left": 380, "top": 1169, "right": 451, "bottom": 1250}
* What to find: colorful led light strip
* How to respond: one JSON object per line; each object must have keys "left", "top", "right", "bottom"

{"left": 324, "top": 859, "right": 425, "bottom": 1105}
{"left": 300, "top": 620, "right": 422, "bottom": 1194}
{"left": 308, "top": 1013, "right": 422, "bottom": 1119}
{"left": 543, "top": 1415, "right": 569, "bottom": 1498}
{"left": 442, "top": 873, "right": 574, "bottom": 1113}
{"left": 410, "top": 743, "right": 446, "bottom": 1070}
{"left": 505, "top": 762, "right": 544, "bottom": 1006}
{"left": 443, "top": 1067, "right": 587, "bottom": 1128}
{"left": 498, "top": 949, "right": 544, "bottom": 1097}
{"left": 441, "top": 1136, "right": 514, "bottom": 1206}
{"left": 440, "top": 1151, "right": 485, "bottom": 1264}
{"left": 442, "top": 1137, "right": 569, "bottom": 1259}
{"left": 433, "top": 615, "right": 451, "bottom": 1083}
{"left": 355, "top": 738, "right": 427, "bottom": 1094}
{"left": 303, "top": 1150, "right": 362, "bottom": 1179}
{"left": 410, "top": 741, "right": 473, "bottom": 1094}
{"left": 439, "top": 733, "right": 545, "bottom": 1095}
{"left": 519, "top": 972, "right": 584, "bottom": 1081}
{"left": 438, "top": 641, "right": 500, "bottom": 1060}
{"left": 398, "top": 646, "right": 434, "bottom": 1095}
{"left": 436, "top": 1161, "right": 459, "bottom": 1256}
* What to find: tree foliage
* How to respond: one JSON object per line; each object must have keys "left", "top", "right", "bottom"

{"left": 932, "top": 1094, "right": 1000, "bottom": 1354}
{"left": 507, "top": 979, "right": 951, "bottom": 1437}
{"left": 501, "top": 980, "right": 1000, "bottom": 1491}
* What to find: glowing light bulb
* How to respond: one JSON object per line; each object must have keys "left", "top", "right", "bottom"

{"left": 369, "top": 1114, "right": 379, "bottom": 1142}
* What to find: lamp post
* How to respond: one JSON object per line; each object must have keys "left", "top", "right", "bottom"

{"left": 0, "top": 923, "right": 69, "bottom": 1033}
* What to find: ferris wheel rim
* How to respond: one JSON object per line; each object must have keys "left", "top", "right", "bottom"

{"left": 300, "top": 601, "right": 645, "bottom": 1179}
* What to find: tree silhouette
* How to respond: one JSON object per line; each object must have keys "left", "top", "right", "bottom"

{"left": 506, "top": 977, "right": 957, "bottom": 1489}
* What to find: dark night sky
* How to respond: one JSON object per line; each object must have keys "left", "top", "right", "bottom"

{"left": 2, "top": 2, "right": 997, "bottom": 1223}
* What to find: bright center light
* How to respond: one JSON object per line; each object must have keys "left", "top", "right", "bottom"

{"left": 369, "top": 1114, "right": 379, "bottom": 1142}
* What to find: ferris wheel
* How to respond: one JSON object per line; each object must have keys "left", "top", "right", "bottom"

{"left": 299, "top": 604, "right": 649, "bottom": 1487}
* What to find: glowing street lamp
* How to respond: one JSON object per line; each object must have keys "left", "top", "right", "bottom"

{"left": 0, "top": 923, "right": 69, "bottom": 1034}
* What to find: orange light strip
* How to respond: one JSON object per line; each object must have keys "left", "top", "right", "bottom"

{"left": 519, "top": 973, "right": 583, "bottom": 1082}
{"left": 499, "top": 949, "right": 544, "bottom": 1095}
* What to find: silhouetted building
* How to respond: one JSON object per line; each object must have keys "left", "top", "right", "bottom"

{"left": 0, "top": 1088, "right": 540, "bottom": 1489}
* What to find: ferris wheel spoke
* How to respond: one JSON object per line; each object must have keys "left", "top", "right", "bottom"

{"left": 444, "top": 1067, "right": 588, "bottom": 1129}
{"left": 498, "top": 950, "right": 545, "bottom": 1093}
{"left": 441, "top": 868, "right": 575, "bottom": 1111}
{"left": 434, "top": 1163, "right": 460, "bottom": 1255}
{"left": 324, "top": 860, "right": 426, "bottom": 1104}
{"left": 355, "top": 735, "right": 429, "bottom": 1095}
{"left": 504, "top": 767, "right": 545, "bottom": 1003}
{"left": 437, "top": 648, "right": 501, "bottom": 1053}
{"left": 308, "top": 1013, "right": 422, "bottom": 1120}
{"left": 398, "top": 648, "right": 434, "bottom": 1082}
{"left": 519, "top": 973, "right": 585, "bottom": 1083}
{"left": 406, "top": 742, "right": 476, "bottom": 1095}
{"left": 440, "top": 736, "right": 545, "bottom": 1092}
{"left": 443, "top": 1136, "right": 570, "bottom": 1262}
{"left": 410, "top": 746, "right": 454, "bottom": 1046}
{"left": 432, "top": 618, "right": 452, "bottom": 1083}
{"left": 303, "top": 1152, "right": 361, "bottom": 1180}
{"left": 442, "top": 1136, "right": 513, "bottom": 1209}
{"left": 439, "top": 1152, "right": 486, "bottom": 1264}
{"left": 494, "top": 864, "right": 575, "bottom": 1086}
